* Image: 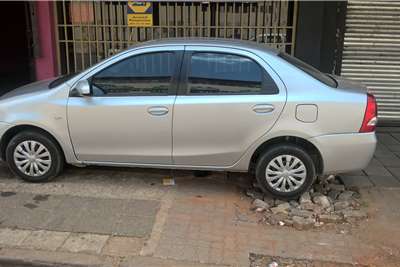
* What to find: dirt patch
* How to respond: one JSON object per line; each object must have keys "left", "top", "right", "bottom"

{"left": 0, "top": 191, "right": 16, "bottom": 197}
{"left": 33, "top": 194, "right": 50, "bottom": 202}
{"left": 246, "top": 175, "right": 368, "bottom": 232}
{"left": 249, "top": 253, "right": 365, "bottom": 267}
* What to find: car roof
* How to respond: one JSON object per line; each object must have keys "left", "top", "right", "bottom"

{"left": 127, "top": 38, "right": 280, "bottom": 55}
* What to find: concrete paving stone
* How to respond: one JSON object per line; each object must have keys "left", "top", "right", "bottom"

{"left": 0, "top": 192, "right": 35, "bottom": 210}
{"left": 1, "top": 209, "right": 51, "bottom": 230}
{"left": 0, "top": 228, "right": 31, "bottom": 247}
{"left": 340, "top": 175, "right": 374, "bottom": 189}
{"left": 374, "top": 146, "right": 397, "bottom": 159}
{"left": 113, "top": 216, "right": 156, "bottom": 237}
{"left": 377, "top": 156, "right": 400, "bottom": 168}
{"left": 59, "top": 233, "right": 109, "bottom": 254}
{"left": 388, "top": 167, "right": 400, "bottom": 179}
{"left": 20, "top": 230, "right": 70, "bottom": 251}
{"left": 363, "top": 163, "right": 393, "bottom": 177}
{"left": 101, "top": 236, "right": 145, "bottom": 257}
{"left": 70, "top": 214, "right": 118, "bottom": 235}
{"left": 82, "top": 198, "right": 127, "bottom": 217}
{"left": 122, "top": 199, "right": 160, "bottom": 217}
{"left": 26, "top": 194, "right": 64, "bottom": 211}
{"left": 377, "top": 133, "right": 400, "bottom": 145}
{"left": 341, "top": 170, "right": 366, "bottom": 177}
{"left": 45, "top": 210, "right": 84, "bottom": 232}
{"left": 368, "top": 175, "right": 400, "bottom": 188}
{"left": 392, "top": 133, "right": 400, "bottom": 142}
{"left": 0, "top": 192, "right": 159, "bottom": 237}
{"left": 387, "top": 145, "right": 400, "bottom": 152}
{"left": 121, "top": 256, "right": 224, "bottom": 267}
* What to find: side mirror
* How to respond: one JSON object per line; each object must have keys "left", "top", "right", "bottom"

{"left": 74, "top": 80, "right": 91, "bottom": 96}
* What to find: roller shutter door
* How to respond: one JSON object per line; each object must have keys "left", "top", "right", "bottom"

{"left": 341, "top": 1, "right": 400, "bottom": 122}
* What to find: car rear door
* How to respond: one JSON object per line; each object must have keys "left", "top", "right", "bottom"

{"left": 172, "top": 46, "right": 287, "bottom": 167}
{"left": 67, "top": 46, "right": 183, "bottom": 164}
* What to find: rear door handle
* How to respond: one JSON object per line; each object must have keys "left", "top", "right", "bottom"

{"left": 148, "top": 106, "right": 169, "bottom": 116}
{"left": 252, "top": 104, "right": 275, "bottom": 114}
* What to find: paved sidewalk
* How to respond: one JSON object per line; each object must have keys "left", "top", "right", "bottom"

{"left": 340, "top": 128, "right": 400, "bottom": 189}
{"left": 0, "top": 192, "right": 159, "bottom": 236}
{"left": 0, "top": 129, "right": 399, "bottom": 266}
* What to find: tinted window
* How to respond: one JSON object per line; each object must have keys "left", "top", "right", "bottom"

{"left": 91, "top": 52, "right": 176, "bottom": 96}
{"left": 278, "top": 52, "right": 337, "bottom": 88}
{"left": 187, "top": 52, "right": 278, "bottom": 95}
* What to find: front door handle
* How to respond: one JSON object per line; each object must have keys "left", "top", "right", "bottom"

{"left": 148, "top": 106, "right": 169, "bottom": 116}
{"left": 252, "top": 104, "right": 275, "bottom": 114}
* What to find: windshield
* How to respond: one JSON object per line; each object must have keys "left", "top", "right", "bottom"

{"left": 278, "top": 52, "right": 337, "bottom": 88}
{"left": 48, "top": 73, "right": 78, "bottom": 89}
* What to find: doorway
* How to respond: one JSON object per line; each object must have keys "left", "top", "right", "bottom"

{"left": 0, "top": 2, "right": 34, "bottom": 95}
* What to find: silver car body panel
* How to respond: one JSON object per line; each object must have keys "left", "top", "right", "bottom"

{"left": 0, "top": 38, "right": 376, "bottom": 175}
{"left": 172, "top": 45, "right": 287, "bottom": 167}
{"left": 308, "top": 132, "right": 376, "bottom": 173}
{"left": 0, "top": 81, "right": 77, "bottom": 163}
{"left": 67, "top": 46, "right": 184, "bottom": 164}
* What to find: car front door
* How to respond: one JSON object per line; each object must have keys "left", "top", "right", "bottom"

{"left": 67, "top": 46, "right": 183, "bottom": 164}
{"left": 172, "top": 46, "right": 287, "bottom": 167}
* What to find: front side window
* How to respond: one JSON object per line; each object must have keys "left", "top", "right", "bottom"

{"left": 187, "top": 52, "right": 278, "bottom": 95}
{"left": 91, "top": 52, "right": 176, "bottom": 96}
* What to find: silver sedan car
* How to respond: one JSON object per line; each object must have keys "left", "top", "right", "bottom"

{"left": 0, "top": 39, "right": 377, "bottom": 199}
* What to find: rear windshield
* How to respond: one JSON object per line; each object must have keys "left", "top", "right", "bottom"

{"left": 278, "top": 52, "right": 337, "bottom": 88}
{"left": 48, "top": 73, "right": 78, "bottom": 89}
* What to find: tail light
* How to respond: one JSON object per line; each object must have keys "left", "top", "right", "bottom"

{"left": 359, "top": 93, "right": 377, "bottom": 133}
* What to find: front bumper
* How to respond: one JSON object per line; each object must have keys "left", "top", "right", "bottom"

{"left": 308, "top": 132, "right": 376, "bottom": 174}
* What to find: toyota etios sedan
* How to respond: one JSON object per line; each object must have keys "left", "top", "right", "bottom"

{"left": 0, "top": 39, "right": 377, "bottom": 199}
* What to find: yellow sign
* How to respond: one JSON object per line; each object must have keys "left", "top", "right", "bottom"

{"left": 127, "top": 2, "right": 153, "bottom": 27}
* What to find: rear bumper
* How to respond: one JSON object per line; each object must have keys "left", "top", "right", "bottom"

{"left": 308, "top": 132, "right": 376, "bottom": 174}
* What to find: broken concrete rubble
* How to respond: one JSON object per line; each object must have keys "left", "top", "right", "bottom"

{"left": 251, "top": 199, "right": 270, "bottom": 212}
{"left": 246, "top": 175, "right": 368, "bottom": 230}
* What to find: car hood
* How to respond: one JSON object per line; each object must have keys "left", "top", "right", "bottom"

{"left": 1, "top": 78, "right": 55, "bottom": 100}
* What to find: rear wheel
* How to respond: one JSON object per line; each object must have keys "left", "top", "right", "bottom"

{"left": 255, "top": 144, "right": 316, "bottom": 200}
{"left": 6, "top": 131, "right": 64, "bottom": 182}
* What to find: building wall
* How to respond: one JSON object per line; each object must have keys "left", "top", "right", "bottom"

{"left": 34, "top": 1, "right": 58, "bottom": 80}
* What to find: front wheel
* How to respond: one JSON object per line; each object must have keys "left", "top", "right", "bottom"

{"left": 255, "top": 144, "right": 316, "bottom": 200}
{"left": 6, "top": 130, "right": 64, "bottom": 182}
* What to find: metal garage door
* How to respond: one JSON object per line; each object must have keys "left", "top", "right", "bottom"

{"left": 341, "top": 1, "right": 400, "bottom": 122}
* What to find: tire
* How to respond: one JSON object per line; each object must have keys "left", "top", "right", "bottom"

{"left": 255, "top": 144, "right": 316, "bottom": 200}
{"left": 5, "top": 130, "right": 64, "bottom": 182}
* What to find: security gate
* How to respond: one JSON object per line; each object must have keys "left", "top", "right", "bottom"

{"left": 54, "top": 1, "right": 297, "bottom": 75}
{"left": 341, "top": 0, "right": 400, "bottom": 122}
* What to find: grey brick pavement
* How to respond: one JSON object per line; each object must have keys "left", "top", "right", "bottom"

{"left": 341, "top": 129, "right": 400, "bottom": 189}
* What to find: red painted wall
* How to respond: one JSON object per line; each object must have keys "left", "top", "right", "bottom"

{"left": 35, "top": 1, "right": 58, "bottom": 80}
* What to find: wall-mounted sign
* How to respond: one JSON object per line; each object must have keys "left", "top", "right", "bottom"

{"left": 127, "top": 2, "right": 153, "bottom": 27}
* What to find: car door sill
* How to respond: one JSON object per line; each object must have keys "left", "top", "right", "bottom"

{"left": 81, "top": 161, "right": 237, "bottom": 171}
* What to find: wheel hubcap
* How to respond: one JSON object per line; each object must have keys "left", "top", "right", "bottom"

{"left": 265, "top": 155, "right": 307, "bottom": 193}
{"left": 13, "top": 140, "right": 52, "bottom": 177}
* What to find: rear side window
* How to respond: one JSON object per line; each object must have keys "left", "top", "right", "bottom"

{"left": 278, "top": 52, "right": 337, "bottom": 88}
{"left": 186, "top": 52, "right": 278, "bottom": 95}
{"left": 91, "top": 52, "right": 176, "bottom": 96}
